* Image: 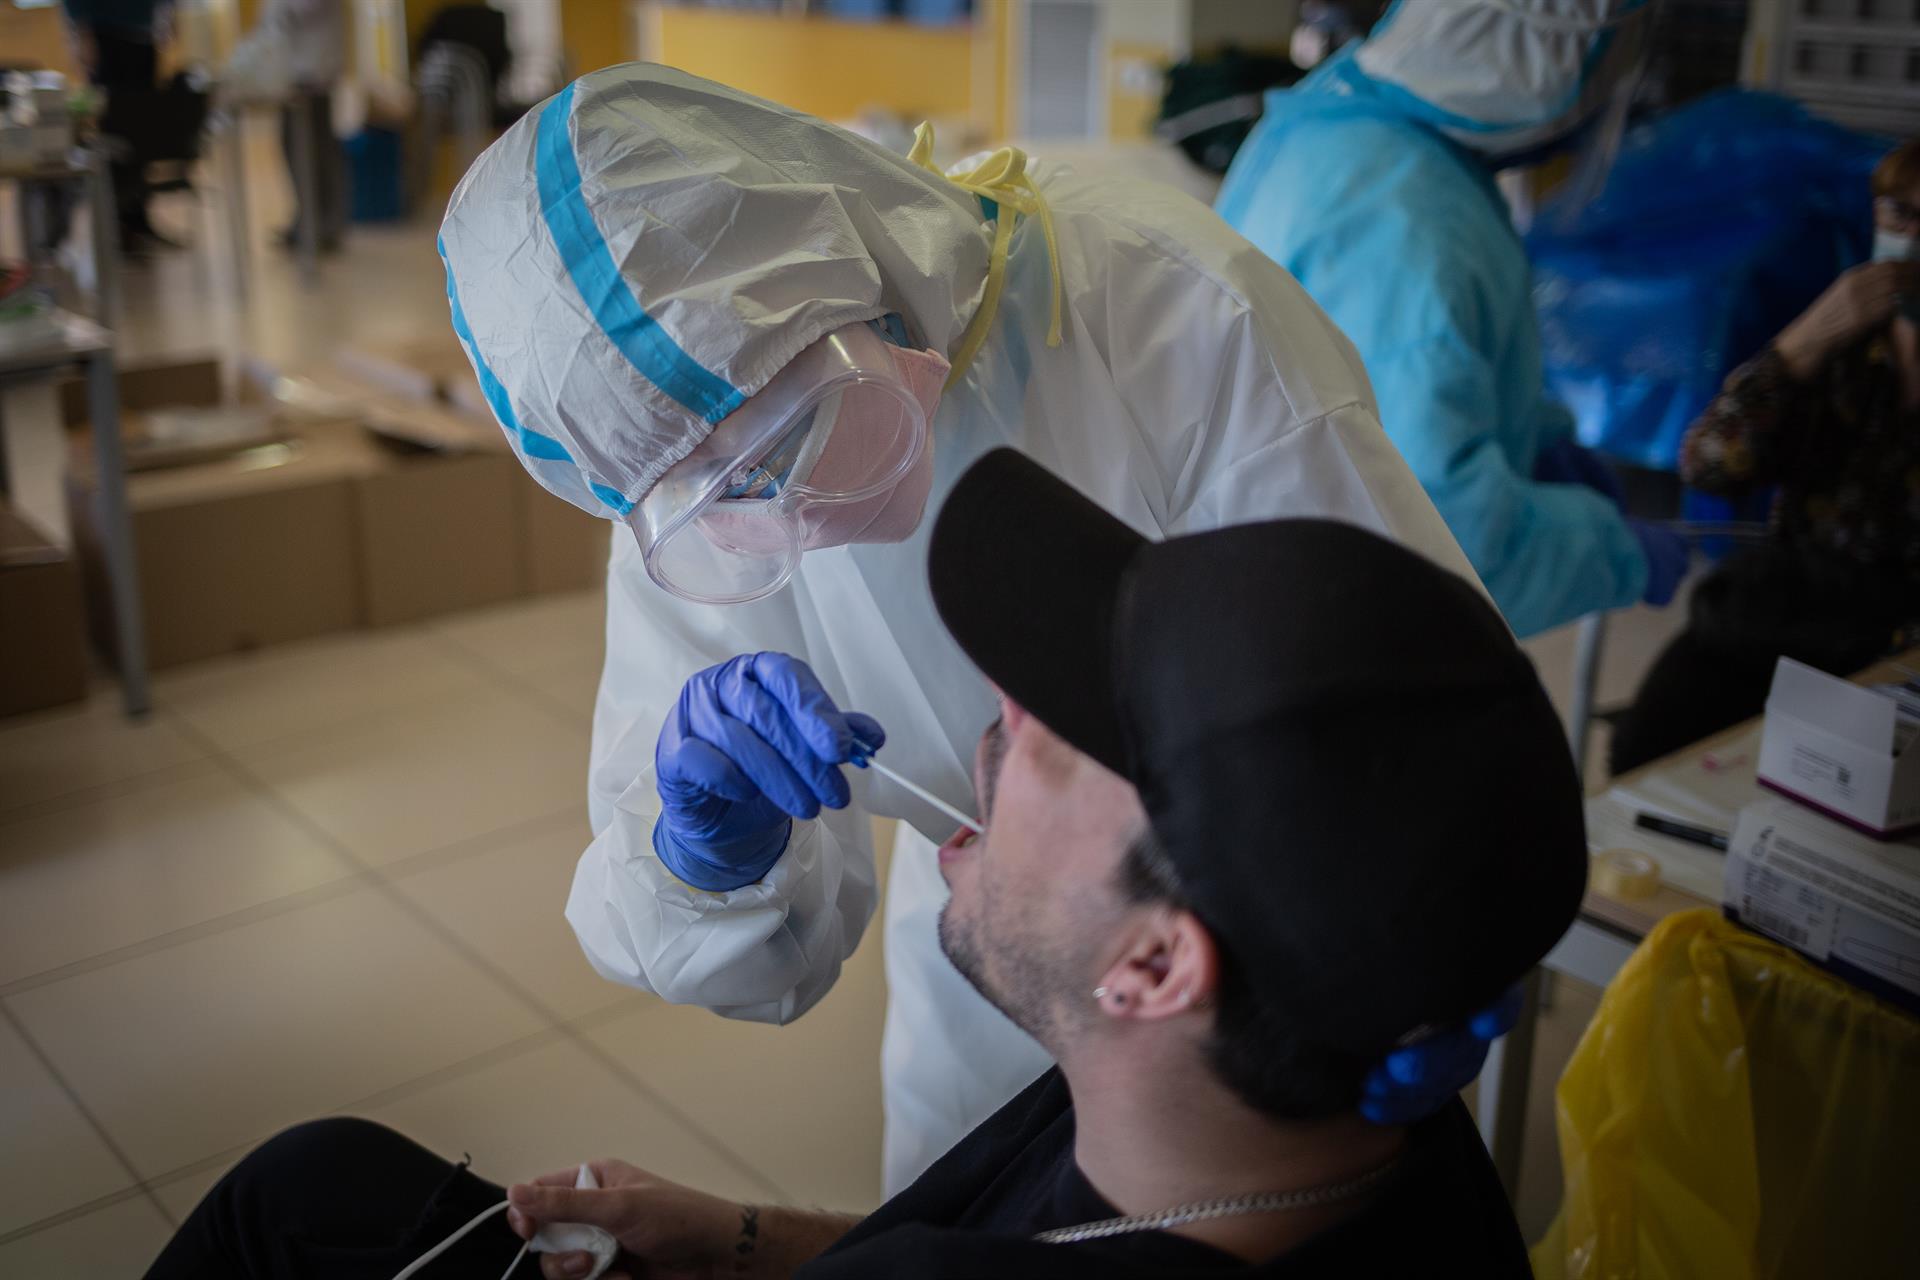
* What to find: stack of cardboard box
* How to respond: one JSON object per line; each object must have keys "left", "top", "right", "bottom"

{"left": 0, "top": 498, "right": 87, "bottom": 716}
{"left": 60, "top": 346, "right": 610, "bottom": 675}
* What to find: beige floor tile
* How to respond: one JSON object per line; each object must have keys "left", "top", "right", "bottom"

{"left": 0, "top": 691, "right": 205, "bottom": 815}
{"left": 583, "top": 927, "right": 888, "bottom": 1213}
{"left": 150, "top": 1161, "right": 229, "bottom": 1228}
{"left": 430, "top": 591, "right": 607, "bottom": 679}
{"left": 364, "top": 1037, "right": 778, "bottom": 1205}
{"left": 0, "top": 766, "right": 349, "bottom": 987}
{"left": 0, "top": 1016, "right": 137, "bottom": 1236}
{"left": 388, "top": 819, "right": 633, "bottom": 1023}
{"left": 0, "top": 1193, "right": 174, "bottom": 1279}
{"left": 7, "top": 888, "right": 544, "bottom": 1178}
{"left": 520, "top": 657, "right": 604, "bottom": 728}
{"left": 1522, "top": 594, "right": 1692, "bottom": 725}
{"left": 155, "top": 628, "right": 493, "bottom": 754}
{"left": 242, "top": 692, "right": 589, "bottom": 868}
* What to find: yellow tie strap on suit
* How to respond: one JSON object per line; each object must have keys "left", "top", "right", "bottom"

{"left": 909, "top": 123, "right": 1063, "bottom": 389}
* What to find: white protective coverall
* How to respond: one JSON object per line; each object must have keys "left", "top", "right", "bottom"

{"left": 438, "top": 65, "right": 1475, "bottom": 1193}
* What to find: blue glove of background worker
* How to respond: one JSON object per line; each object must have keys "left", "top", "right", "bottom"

{"left": 1535, "top": 440, "right": 1688, "bottom": 607}
{"left": 654, "top": 652, "right": 885, "bottom": 891}
{"left": 1627, "top": 519, "right": 1689, "bottom": 607}
{"left": 1360, "top": 985, "right": 1525, "bottom": 1125}
{"left": 1532, "top": 438, "right": 1624, "bottom": 507}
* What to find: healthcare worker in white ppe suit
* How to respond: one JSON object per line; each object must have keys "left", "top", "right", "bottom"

{"left": 439, "top": 64, "right": 1522, "bottom": 1194}
{"left": 1217, "top": 0, "right": 1692, "bottom": 638}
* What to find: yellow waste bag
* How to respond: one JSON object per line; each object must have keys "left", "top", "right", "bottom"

{"left": 1532, "top": 909, "right": 1920, "bottom": 1280}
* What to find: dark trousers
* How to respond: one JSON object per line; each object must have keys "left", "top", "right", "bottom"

{"left": 281, "top": 89, "right": 348, "bottom": 249}
{"left": 144, "top": 1118, "right": 542, "bottom": 1278}
{"left": 89, "top": 27, "right": 158, "bottom": 237}
{"left": 1609, "top": 548, "right": 1912, "bottom": 775}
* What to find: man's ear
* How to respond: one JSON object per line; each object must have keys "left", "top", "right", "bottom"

{"left": 1091, "top": 909, "right": 1221, "bottom": 1023}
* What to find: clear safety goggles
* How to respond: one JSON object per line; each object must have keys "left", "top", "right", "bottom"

{"left": 628, "top": 320, "right": 929, "bottom": 604}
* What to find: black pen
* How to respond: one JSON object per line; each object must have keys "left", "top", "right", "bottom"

{"left": 1634, "top": 812, "right": 1729, "bottom": 852}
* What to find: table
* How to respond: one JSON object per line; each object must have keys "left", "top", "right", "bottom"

{"left": 0, "top": 309, "right": 147, "bottom": 715}
{"left": 4, "top": 150, "right": 120, "bottom": 328}
{"left": 1474, "top": 646, "right": 1920, "bottom": 1195}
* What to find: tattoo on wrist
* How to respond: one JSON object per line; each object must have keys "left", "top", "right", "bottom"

{"left": 733, "top": 1204, "right": 760, "bottom": 1270}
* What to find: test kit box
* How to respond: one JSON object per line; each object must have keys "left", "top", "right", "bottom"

{"left": 1724, "top": 795, "right": 1920, "bottom": 1017}
{"left": 1757, "top": 657, "right": 1920, "bottom": 838}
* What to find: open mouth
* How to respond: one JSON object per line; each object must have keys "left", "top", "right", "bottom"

{"left": 938, "top": 825, "right": 980, "bottom": 866}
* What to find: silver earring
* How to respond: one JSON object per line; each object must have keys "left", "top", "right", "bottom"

{"left": 1091, "top": 986, "right": 1109, "bottom": 1001}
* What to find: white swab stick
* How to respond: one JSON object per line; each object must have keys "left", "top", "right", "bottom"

{"left": 860, "top": 756, "right": 984, "bottom": 834}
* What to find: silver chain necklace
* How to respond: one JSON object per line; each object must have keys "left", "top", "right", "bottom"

{"left": 1032, "top": 1155, "right": 1404, "bottom": 1245}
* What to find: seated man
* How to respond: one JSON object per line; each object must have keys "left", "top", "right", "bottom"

{"left": 146, "top": 449, "right": 1585, "bottom": 1279}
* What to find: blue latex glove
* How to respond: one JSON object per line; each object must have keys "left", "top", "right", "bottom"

{"left": 1359, "top": 985, "right": 1524, "bottom": 1125}
{"left": 1532, "top": 438, "right": 1625, "bottom": 508}
{"left": 1627, "top": 519, "right": 1689, "bottom": 607}
{"left": 653, "top": 652, "right": 885, "bottom": 892}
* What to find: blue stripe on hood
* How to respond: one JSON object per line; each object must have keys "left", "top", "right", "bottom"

{"left": 535, "top": 81, "right": 747, "bottom": 426}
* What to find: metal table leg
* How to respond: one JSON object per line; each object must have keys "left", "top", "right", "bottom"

{"left": 84, "top": 351, "right": 149, "bottom": 716}
{"left": 1477, "top": 966, "right": 1543, "bottom": 1200}
{"left": 84, "top": 147, "right": 122, "bottom": 331}
{"left": 290, "top": 96, "right": 321, "bottom": 288}
{"left": 1568, "top": 611, "right": 1609, "bottom": 784}
{"left": 221, "top": 113, "right": 254, "bottom": 303}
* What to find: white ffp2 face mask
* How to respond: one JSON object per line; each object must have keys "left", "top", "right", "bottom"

{"left": 1874, "top": 229, "right": 1920, "bottom": 263}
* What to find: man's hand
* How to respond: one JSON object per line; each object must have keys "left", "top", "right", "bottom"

{"left": 506, "top": 1161, "right": 861, "bottom": 1280}
{"left": 1358, "top": 985, "right": 1526, "bottom": 1125}
{"left": 1776, "top": 261, "right": 1920, "bottom": 380}
{"left": 506, "top": 1160, "right": 743, "bottom": 1280}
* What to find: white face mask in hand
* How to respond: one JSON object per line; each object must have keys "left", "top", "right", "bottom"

{"left": 1873, "top": 230, "right": 1920, "bottom": 263}
{"left": 389, "top": 1164, "right": 618, "bottom": 1280}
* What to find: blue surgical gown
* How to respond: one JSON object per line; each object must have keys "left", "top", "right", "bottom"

{"left": 1216, "top": 78, "right": 1647, "bottom": 638}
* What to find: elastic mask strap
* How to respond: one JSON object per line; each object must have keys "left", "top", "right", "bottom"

{"left": 909, "top": 122, "right": 1064, "bottom": 390}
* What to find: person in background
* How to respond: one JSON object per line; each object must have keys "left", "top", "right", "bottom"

{"left": 1216, "top": 0, "right": 1690, "bottom": 638}
{"left": 143, "top": 449, "right": 1584, "bottom": 1279}
{"left": 1609, "top": 140, "right": 1920, "bottom": 773}
{"left": 61, "top": 0, "right": 173, "bottom": 252}
{"left": 258, "top": 0, "right": 348, "bottom": 253}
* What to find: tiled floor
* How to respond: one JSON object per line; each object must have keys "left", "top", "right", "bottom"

{"left": 0, "top": 121, "right": 1689, "bottom": 1273}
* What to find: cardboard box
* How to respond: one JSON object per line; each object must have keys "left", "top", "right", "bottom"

{"left": 0, "top": 500, "right": 87, "bottom": 716}
{"left": 521, "top": 484, "right": 611, "bottom": 595}
{"left": 289, "top": 371, "right": 525, "bottom": 626}
{"left": 67, "top": 427, "right": 373, "bottom": 669}
{"left": 316, "top": 365, "right": 607, "bottom": 602}
{"left": 1758, "top": 658, "right": 1920, "bottom": 837}
{"left": 333, "top": 338, "right": 481, "bottom": 406}
{"left": 1725, "top": 794, "right": 1920, "bottom": 1017}
{"left": 357, "top": 445, "right": 524, "bottom": 626}
{"left": 60, "top": 355, "right": 293, "bottom": 473}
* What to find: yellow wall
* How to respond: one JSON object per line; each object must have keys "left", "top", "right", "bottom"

{"left": 1106, "top": 38, "right": 1170, "bottom": 142}
{"left": 560, "top": 0, "right": 628, "bottom": 75}
{"left": 647, "top": 5, "right": 977, "bottom": 126}
{"left": 1, "top": 4, "right": 76, "bottom": 77}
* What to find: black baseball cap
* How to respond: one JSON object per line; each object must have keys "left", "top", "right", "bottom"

{"left": 927, "top": 449, "right": 1587, "bottom": 1057}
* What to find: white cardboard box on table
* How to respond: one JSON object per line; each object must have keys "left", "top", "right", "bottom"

{"left": 1756, "top": 657, "right": 1920, "bottom": 838}
{"left": 1724, "top": 794, "right": 1920, "bottom": 1016}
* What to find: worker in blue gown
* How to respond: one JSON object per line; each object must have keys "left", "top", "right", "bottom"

{"left": 1218, "top": 0, "right": 1689, "bottom": 638}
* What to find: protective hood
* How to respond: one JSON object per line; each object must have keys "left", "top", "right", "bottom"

{"left": 438, "top": 63, "right": 990, "bottom": 519}
{"left": 1306, "top": 0, "right": 1655, "bottom": 161}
